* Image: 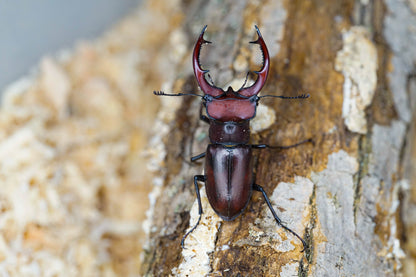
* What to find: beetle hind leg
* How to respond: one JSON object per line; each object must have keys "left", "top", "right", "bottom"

{"left": 253, "top": 183, "right": 307, "bottom": 251}
{"left": 181, "top": 175, "right": 206, "bottom": 249}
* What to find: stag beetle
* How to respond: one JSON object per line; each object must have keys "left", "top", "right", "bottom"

{"left": 154, "top": 25, "right": 310, "bottom": 250}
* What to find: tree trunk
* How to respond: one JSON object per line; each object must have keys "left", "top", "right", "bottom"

{"left": 141, "top": 0, "right": 416, "bottom": 276}
{"left": 1, "top": 0, "right": 414, "bottom": 276}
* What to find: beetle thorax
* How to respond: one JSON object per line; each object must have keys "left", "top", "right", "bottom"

{"left": 209, "top": 120, "right": 250, "bottom": 144}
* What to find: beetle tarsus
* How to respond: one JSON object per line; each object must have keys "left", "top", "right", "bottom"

{"left": 253, "top": 183, "right": 307, "bottom": 252}
{"left": 181, "top": 214, "right": 201, "bottom": 249}
{"left": 181, "top": 175, "right": 206, "bottom": 249}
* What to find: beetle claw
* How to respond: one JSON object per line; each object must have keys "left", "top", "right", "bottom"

{"left": 238, "top": 25, "right": 269, "bottom": 97}
{"left": 254, "top": 25, "right": 263, "bottom": 37}
{"left": 199, "top": 25, "right": 212, "bottom": 44}
{"left": 193, "top": 25, "right": 224, "bottom": 97}
{"left": 249, "top": 25, "right": 263, "bottom": 44}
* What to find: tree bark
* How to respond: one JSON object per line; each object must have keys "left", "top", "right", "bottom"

{"left": 141, "top": 0, "right": 416, "bottom": 276}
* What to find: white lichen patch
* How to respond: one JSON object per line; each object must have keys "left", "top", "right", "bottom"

{"left": 172, "top": 188, "right": 221, "bottom": 277}
{"left": 280, "top": 262, "right": 299, "bottom": 277}
{"left": 312, "top": 150, "right": 360, "bottom": 276}
{"left": 250, "top": 103, "right": 276, "bottom": 133}
{"left": 335, "top": 26, "right": 377, "bottom": 134}
{"left": 271, "top": 177, "right": 314, "bottom": 226}
{"left": 312, "top": 148, "right": 403, "bottom": 276}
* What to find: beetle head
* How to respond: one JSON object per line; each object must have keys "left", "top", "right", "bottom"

{"left": 193, "top": 25, "right": 270, "bottom": 98}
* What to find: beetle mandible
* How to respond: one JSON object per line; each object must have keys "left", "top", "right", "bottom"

{"left": 154, "top": 25, "right": 310, "bottom": 250}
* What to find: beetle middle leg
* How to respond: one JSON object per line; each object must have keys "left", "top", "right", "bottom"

{"left": 253, "top": 183, "right": 307, "bottom": 251}
{"left": 181, "top": 174, "right": 206, "bottom": 248}
{"left": 251, "top": 138, "right": 312, "bottom": 150}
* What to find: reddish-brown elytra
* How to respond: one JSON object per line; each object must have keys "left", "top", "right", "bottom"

{"left": 154, "top": 25, "right": 310, "bottom": 251}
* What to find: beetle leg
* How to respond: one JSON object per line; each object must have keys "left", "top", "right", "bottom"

{"left": 181, "top": 175, "right": 207, "bottom": 249}
{"left": 191, "top": 152, "right": 206, "bottom": 162}
{"left": 200, "top": 114, "right": 210, "bottom": 123}
{"left": 253, "top": 183, "right": 307, "bottom": 252}
{"left": 199, "top": 103, "right": 210, "bottom": 124}
{"left": 251, "top": 138, "right": 313, "bottom": 150}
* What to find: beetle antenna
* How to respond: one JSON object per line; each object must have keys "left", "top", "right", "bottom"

{"left": 259, "top": 93, "right": 310, "bottom": 100}
{"left": 153, "top": 91, "right": 203, "bottom": 98}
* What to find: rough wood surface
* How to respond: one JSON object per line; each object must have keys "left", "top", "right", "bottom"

{"left": 142, "top": 0, "right": 416, "bottom": 276}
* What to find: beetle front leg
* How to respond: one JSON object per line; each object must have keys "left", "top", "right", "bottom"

{"left": 253, "top": 183, "right": 307, "bottom": 251}
{"left": 190, "top": 152, "right": 206, "bottom": 162}
{"left": 199, "top": 103, "right": 210, "bottom": 124}
{"left": 181, "top": 175, "right": 207, "bottom": 249}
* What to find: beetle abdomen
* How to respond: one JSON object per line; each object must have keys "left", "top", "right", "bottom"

{"left": 205, "top": 144, "right": 253, "bottom": 221}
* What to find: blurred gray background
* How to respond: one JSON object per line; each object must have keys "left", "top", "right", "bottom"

{"left": 0, "top": 0, "right": 140, "bottom": 94}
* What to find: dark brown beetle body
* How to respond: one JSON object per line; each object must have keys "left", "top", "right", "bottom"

{"left": 208, "top": 120, "right": 250, "bottom": 144}
{"left": 154, "top": 25, "right": 310, "bottom": 250}
{"left": 193, "top": 25, "right": 266, "bottom": 222}
{"left": 205, "top": 144, "right": 253, "bottom": 221}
